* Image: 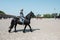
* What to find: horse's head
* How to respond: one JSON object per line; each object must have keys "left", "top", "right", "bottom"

{"left": 25, "top": 11, "right": 35, "bottom": 20}
{"left": 29, "top": 11, "right": 35, "bottom": 18}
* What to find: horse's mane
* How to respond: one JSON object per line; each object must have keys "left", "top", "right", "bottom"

{"left": 25, "top": 12, "right": 31, "bottom": 19}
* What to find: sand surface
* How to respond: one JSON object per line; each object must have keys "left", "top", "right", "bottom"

{"left": 0, "top": 18, "right": 60, "bottom": 40}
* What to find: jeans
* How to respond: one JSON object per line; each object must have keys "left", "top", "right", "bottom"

{"left": 20, "top": 17, "right": 25, "bottom": 24}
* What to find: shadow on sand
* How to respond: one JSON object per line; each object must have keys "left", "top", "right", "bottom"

{"left": 12, "top": 29, "right": 40, "bottom": 33}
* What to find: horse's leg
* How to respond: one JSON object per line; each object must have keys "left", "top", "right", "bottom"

{"left": 23, "top": 25, "right": 27, "bottom": 33}
{"left": 14, "top": 23, "right": 17, "bottom": 32}
{"left": 8, "top": 24, "right": 14, "bottom": 33}
{"left": 28, "top": 24, "right": 33, "bottom": 32}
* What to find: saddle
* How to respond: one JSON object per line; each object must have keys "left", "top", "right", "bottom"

{"left": 19, "top": 18, "right": 29, "bottom": 24}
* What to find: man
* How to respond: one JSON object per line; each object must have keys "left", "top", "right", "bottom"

{"left": 20, "top": 9, "right": 25, "bottom": 24}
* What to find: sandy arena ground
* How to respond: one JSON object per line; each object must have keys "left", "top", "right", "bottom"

{"left": 0, "top": 18, "right": 60, "bottom": 40}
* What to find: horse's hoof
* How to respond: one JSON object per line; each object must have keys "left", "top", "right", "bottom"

{"left": 30, "top": 29, "right": 33, "bottom": 32}
{"left": 31, "top": 31, "right": 33, "bottom": 32}
{"left": 23, "top": 31, "right": 25, "bottom": 33}
{"left": 8, "top": 30, "right": 11, "bottom": 33}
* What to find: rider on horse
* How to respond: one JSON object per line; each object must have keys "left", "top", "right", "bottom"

{"left": 20, "top": 9, "right": 25, "bottom": 24}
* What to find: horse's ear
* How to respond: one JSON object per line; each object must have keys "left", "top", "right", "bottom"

{"left": 30, "top": 11, "right": 36, "bottom": 17}
{"left": 30, "top": 11, "right": 33, "bottom": 13}
{"left": 29, "top": 11, "right": 33, "bottom": 15}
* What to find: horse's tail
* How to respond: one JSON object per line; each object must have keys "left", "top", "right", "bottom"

{"left": 9, "top": 18, "right": 15, "bottom": 28}
{"left": 8, "top": 18, "right": 16, "bottom": 32}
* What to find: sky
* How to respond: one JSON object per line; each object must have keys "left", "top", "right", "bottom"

{"left": 0, "top": 0, "right": 60, "bottom": 16}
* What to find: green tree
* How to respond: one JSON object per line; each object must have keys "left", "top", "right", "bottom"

{"left": 43, "top": 14, "right": 51, "bottom": 18}
{"left": 58, "top": 13, "right": 60, "bottom": 18}
{"left": 0, "top": 10, "right": 5, "bottom": 14}
{"left": 0, "top": 10, "right": 6, "bottom": 19}
{"left": 51, "top": 13, "right": 58, "bottom": 18}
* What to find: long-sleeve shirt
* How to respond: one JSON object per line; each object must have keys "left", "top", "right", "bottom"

{"left": 20, "top": 11, "right": 24, "bottom": 17}
{"left": 20, "top": 11, "right": 25, "bottom": 23}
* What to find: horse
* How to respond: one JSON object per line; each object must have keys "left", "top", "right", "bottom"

{"left": 8, "top": 11, "right": 35, "bottom": 33}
